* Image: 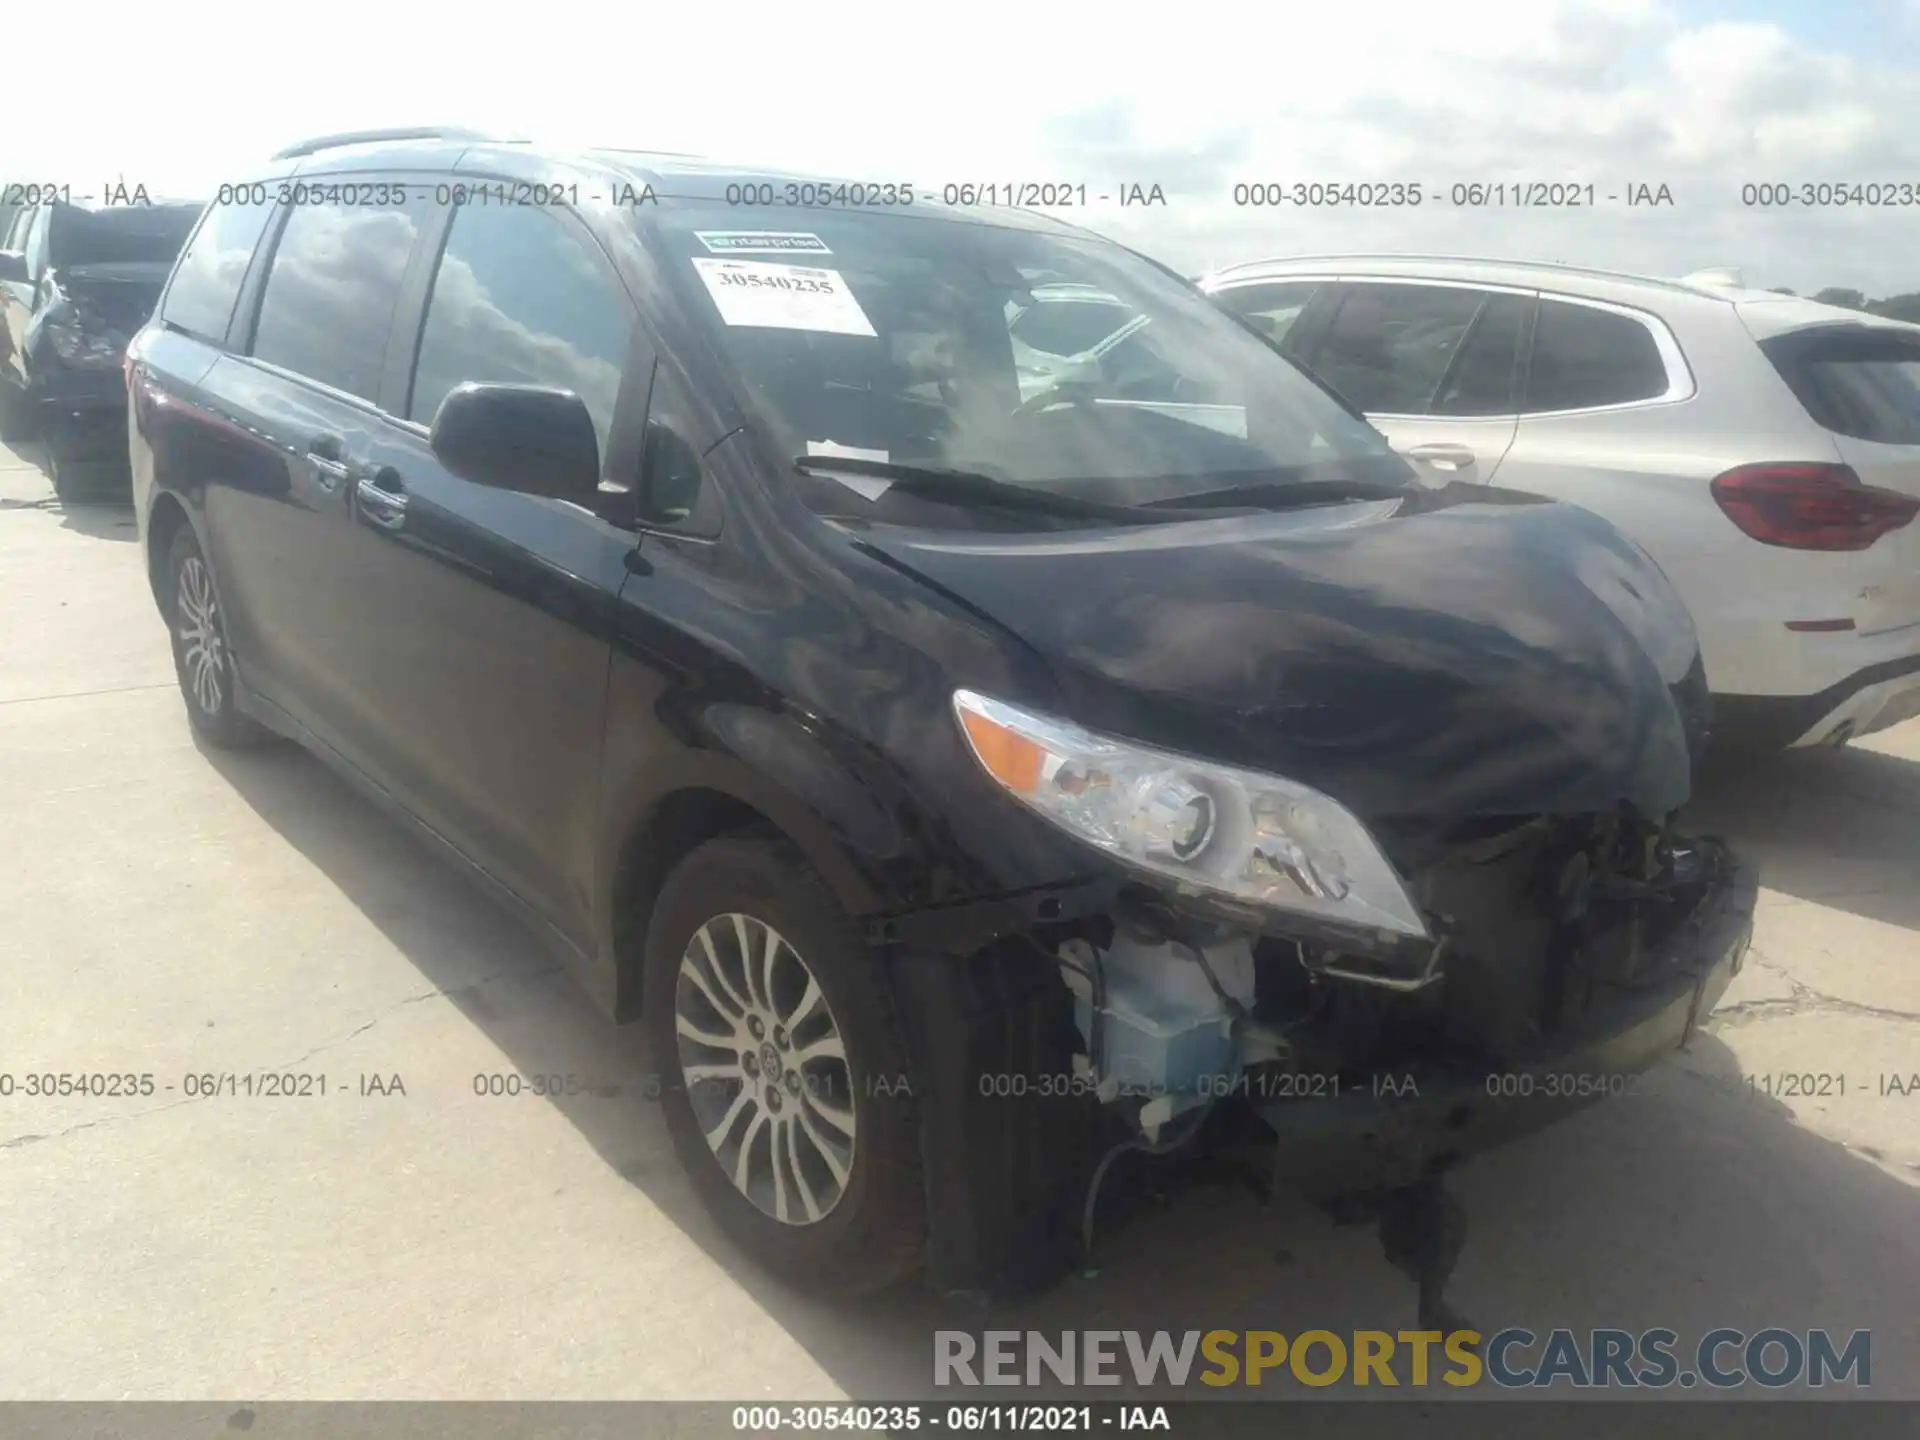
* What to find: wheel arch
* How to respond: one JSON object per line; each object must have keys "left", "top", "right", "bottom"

{"left": 602, "top": 773, "right": 888, "bottom": 1023}
{"left": 144, "top": 490, "right": 195, "bottom": 615}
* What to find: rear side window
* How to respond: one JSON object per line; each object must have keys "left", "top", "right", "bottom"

{"left": 161, "top": 198, "right": 276, "bottom": 344}
{"left": 1523, "top": 299, "right": 1668, "bottom": 412}
{"left": 1761, "top": 327, "right": 1920, "bottom": 445}
{"left": 1309, "top": 284, "right": 1488, "bottom": 414}
{"left": 250, "top": 195, "right": 429, "bottom": 400}
{"left": 406, "top": 203, "right": 633, "bottom": 455}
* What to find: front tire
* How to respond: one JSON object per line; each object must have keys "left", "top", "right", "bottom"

{"left": 643, "top": 835, "right": 926, "bottom": 1295}
{"left": 165, "top": 526, "right": 273, "bottom": 749}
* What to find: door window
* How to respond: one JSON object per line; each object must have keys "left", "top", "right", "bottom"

{"left": 407, "top": 203, "right": 632, "bottom": 460}
{"left": 161, "top": 196, "right": 277, "bottom": 344}
{"left": 1523, "top": 299, "right": 1669, "bottom": 412}
{"left": 1311, "top": 284, "right": 1488, "bottom": 414}
{"left": 1431, "top": 293, "right": 1532, "bottom": 417}
{"left": 250, "top": 194, "right": 430, "bottom": 400}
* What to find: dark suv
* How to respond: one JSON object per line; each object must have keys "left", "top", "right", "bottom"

{"left": 128, "top": 129, "right": 1756, "bottom": 1310}
{"left": 0, "top": 196, "right": 203, "bottom": 497}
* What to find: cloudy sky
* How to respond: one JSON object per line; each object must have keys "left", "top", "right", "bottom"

{"left": 16, "top": 0, "right": 1920, "bottom": 293}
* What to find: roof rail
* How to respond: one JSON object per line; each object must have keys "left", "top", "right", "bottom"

{"left": 587, "top": 146, "right": 705, "bottom": 159}
{"left": 1201, "top": 252, "right": 1717, "bottom": 298}
{"left": 270, "top": 126, "right": 495, "bottom": 161}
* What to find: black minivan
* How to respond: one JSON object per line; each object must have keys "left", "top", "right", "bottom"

{"left": 128, "top": 129, "right": 1756, "bottom": 1311}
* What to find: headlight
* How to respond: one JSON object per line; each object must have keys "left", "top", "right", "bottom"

{"left": 953, "top": 690, "right": 1428, "bottom": 939}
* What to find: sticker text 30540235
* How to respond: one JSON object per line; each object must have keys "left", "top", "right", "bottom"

{"left": 690, "top": 258, "right": 877, "bottom": 337}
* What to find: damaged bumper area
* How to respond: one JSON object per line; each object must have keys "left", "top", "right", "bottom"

{"left": 888, "top": 814, "right": 1758, "bottom": 1299}
{"left": 29, "top": 368, "right": 132, "bottom": 462}
{"left": 1260, "top": 839, "right": 1756, "bottom": 1196}
{"left": 1057, "top": 819, "right": 1759, "bottom": 1191}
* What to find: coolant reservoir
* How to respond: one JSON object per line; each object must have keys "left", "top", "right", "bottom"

{"left": 1060, "top": 933, "right": 1255, "bottom": 1103}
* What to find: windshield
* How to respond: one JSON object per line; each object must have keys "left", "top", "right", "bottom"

{"left": 49, "top": 204, "right": 204, "bottom": 268}
{"left": 654, "top": 205, "right": 1411, "bottom": 511}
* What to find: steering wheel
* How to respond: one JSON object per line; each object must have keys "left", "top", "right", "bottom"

{"left": 1011, "top": 380, "right": 1105, "bottom": 419}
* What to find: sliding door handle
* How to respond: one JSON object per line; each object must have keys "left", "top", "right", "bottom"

{"left": 353, "top": 472, "right": 409, "bottom": 531}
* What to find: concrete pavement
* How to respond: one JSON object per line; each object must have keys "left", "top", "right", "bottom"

{"left": 1, "top": 438, "right": 1915, "bottom": 1400}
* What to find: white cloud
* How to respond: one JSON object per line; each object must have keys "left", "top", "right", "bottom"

{"left": 14, "top": 0, "right": 1920, "bottom": 295}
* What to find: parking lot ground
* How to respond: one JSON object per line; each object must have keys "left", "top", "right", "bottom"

{"left": 2, "top": 437, "right": 1916, "bottom": 1400}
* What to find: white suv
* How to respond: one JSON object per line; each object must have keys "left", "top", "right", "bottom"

{"left": 1199, "top": 255, "right": 1920, "bottom": 749}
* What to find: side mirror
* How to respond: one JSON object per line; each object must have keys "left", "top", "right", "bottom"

{"left": 428, "top": 383, "right": 600, "bottom": 503}
{"left": 637, "top": 419, "right": 704, "bottom": 526}
{"left": 0, "top": 252, "right": 27, "bottom": 284}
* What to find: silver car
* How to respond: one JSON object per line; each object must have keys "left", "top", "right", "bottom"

{"left": 1198, "top": 255, "right": 1920, "bottom": 750}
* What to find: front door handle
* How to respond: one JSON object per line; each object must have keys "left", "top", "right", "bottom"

{"left": 353, "top": 470, "right": 408, "bottom": 531}
{"left": 310, "top": 454, "right": 352, "bottom": 486}
{"left": 306, "top": 436, "right": 355, "bottom": 493}
{"left": 1405, "top": 443, "right": 1478, "bottom": 473}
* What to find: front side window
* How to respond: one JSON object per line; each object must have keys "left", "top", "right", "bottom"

{"left": 161, "top": 197, "right": 276, "bottom": 344}
{"left": 1308, "top": 284, "right": 1488, "bottom": 415}
{"left": 408, "top": 203, "right": 632, "bottom": 457}
{"left": 655, "top": 206, "right": 1406, "bottom": 517}
{"left": 1523, "top": 299, "right": 1669, "bottom": 412}
{"left": 250, "top": 195, "right": 429, "bottom": 400}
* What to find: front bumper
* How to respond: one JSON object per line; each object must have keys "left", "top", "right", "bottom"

{"left": 1260, "top": 844, "right": 1759, "bottom": 1198}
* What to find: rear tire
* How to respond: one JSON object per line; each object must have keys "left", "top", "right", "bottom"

{"left": 643, "top": 834, "right": 926, "bottom": 1295}
{"left": 48, "top": 447, "right": 121, "bottom": 504}
{"left": 164, "top": 526, "right": 274, "bottom": 749}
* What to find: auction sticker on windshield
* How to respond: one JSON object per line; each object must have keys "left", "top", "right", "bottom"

{"left": 696, "top": 231, "right": 832, "bottom": 255}
{"left": 691, "top": 258, "right": 877, "bottom": 336}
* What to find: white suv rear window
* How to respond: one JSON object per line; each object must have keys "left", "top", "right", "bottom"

{"left": 1761, "top": 326, "right": 1920, "bottom": 446}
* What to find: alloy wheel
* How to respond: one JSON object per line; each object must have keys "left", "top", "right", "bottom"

{"left": 176, "top": 554, "right": 227, "bottom": 715}
{"left": 673, "top": 912, "right": 858, "bottom": 1225}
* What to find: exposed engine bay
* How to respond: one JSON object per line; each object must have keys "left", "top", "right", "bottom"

{"left": 1051, "top": 806, "right": 1723, "bottom": 1144}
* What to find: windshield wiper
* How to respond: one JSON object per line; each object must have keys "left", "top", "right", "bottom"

{"left": 792, "top": 455, "right": 1172, "bottom": 525}
{"left": 1140, "top": 477, "right": 1411, "bottom": 511}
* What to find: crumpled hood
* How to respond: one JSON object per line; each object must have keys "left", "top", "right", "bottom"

{"left": 855, "top": 485, "right": 1707, "bottom": 822}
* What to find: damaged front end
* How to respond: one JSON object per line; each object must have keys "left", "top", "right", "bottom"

{"left": 1049, "top": 809, "right": 1754, "bottom": 1167}
{"left": 1024, "top": 812, "right": 1756, "bottom": 1326}
{"left": 889, "top": 701, "right": 1756, "bottom": 1307}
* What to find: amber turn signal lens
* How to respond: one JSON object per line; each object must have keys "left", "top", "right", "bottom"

{"left": 958, "top": 707, "right": 1046, "bottom": 793}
